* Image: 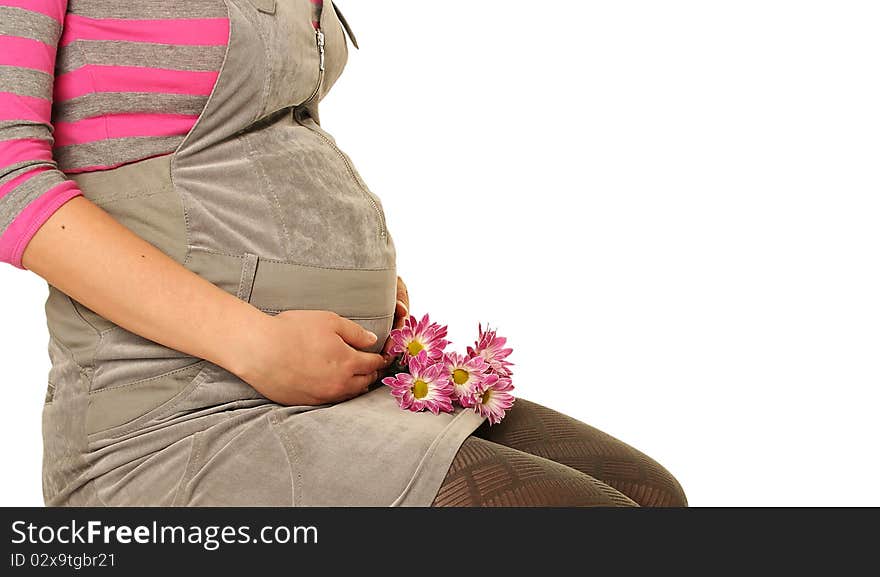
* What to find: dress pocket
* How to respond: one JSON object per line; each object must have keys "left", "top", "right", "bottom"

{"left": 85, "top": 360, "right": 211, "bottom": 439}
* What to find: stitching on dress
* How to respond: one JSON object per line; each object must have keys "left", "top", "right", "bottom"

{"left": 236, "top": 253, "right": 259, "bottom": 301}
{"left": 390, "top": 409, "right": 486, "bottom": 507}
{"left": 251, "top": 1, "right": 274, "bottom": 126}
{"left": 87, "top": 360, "right": 206, "bottom": 396}
{"left": 170, "top": 0, "right": 234, "bottom": 267}
{"left": 93, "top": 187, "right": 170, "bottom": 207}
{"left": 260, "top": 308, "right": 392, "bottom": 320}
{"left": 241, "top": 131, "right": 293, "bottom": 255}
{"left": 88, "top": 363, "right": 213, "bottom": 440}
{"left": 190, "top": 247, "right": 395, "bottom": 271}
{"left": 45, "top": 296, "right": 100, "bottom": 371}
{"left": 66, "top": 295, "right": 101, "bottom": 338}
{"left": 268, "top": 410, "right": 300, "bottom": 506}
{"left": 49, "top": 334, "right": 87, "bottom": 377}
{"left": 173, "top": 431, "right": 204, "bottom": 506}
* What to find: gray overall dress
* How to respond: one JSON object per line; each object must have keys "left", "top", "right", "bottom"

{"left": 41, "top": 0, "right": 485, "bottom": 506}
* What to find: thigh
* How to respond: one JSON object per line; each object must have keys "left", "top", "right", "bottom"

{"left": 473, "top": 398, "right": 688, "bottom": 507}
{"left": 432, "top": 436, "right": 637, "bottom": 507}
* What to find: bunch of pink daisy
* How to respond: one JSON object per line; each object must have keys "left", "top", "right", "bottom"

{"left": 382, "top": 314, "right": 516, "bottom": 425}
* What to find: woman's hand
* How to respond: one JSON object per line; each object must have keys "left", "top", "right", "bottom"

{"left": 231, "top": 310, "right": 392, "bottom": 406}
{"left": 382, "top": 276, "right": 410, "bottom": 361}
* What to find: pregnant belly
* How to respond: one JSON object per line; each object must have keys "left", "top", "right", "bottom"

{"left": 239, "top": 115, "right": 393, "bottom": 271}
{"left": 230, "top": 117, "right": 399, "bottom": 346}
{"left": 68, "top": 112, "right": 397, "bottom": 345}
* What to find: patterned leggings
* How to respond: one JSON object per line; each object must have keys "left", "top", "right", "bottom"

{"left": 432, "top": 398, "right": 688, "bottom": 507}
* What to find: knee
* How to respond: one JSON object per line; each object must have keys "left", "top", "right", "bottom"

{"left": 646, "top": 460, "right": 688, "bottom": 507}
{"left": 671, "top": 465, "right": 689, "bottom": 506}
{"left": 664, "top": 476, "right": 689, "bottom": 507}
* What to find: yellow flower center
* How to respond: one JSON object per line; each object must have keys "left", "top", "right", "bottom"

{"left": 452, "top": 369, "right": 470, "bottom": 385}
{"left": 480, "top": 389, "right": 493, "bottom": 404}
{"left": 407, "top": 340, "right": 425, "bottom": 356}
{"left": 412, "top": 379, "right": 429, "bottom": 399}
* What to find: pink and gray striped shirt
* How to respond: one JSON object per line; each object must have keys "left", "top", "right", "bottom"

{"left": 0, "top": 0, "right": 324, "bottom": 269}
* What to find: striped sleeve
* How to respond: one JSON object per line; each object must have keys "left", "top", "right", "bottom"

{"left": 0, "top": 0, "right": 83, "bottom": 270}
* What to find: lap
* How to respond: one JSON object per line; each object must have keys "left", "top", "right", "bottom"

{"left": 432, "top": 436, "right": 638, "bottom": 507}
{"left": 471, "top": 397, "right": 688, "bottom": 507}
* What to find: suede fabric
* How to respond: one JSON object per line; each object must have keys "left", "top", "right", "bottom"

{"left": 42, "top": 0, "right": 485, "bottom": 507}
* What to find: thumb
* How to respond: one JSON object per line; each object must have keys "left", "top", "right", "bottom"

{"left": 336, "top": 317, "right": 378, "bottom": 349}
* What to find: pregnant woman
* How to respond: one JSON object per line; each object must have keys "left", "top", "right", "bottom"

{"left": 1, "top": 0, "right": 687, "bottom": 506}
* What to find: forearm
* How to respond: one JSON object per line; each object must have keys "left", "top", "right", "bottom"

{"left": 21, "top": 195, "right": 264, "bottom": 375}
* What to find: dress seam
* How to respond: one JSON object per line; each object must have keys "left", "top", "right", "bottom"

{"left": 390, "top": 409, "right": 486, "bottom": 507}
{"left": 268, "top": 410, "right": 300, "bottom": 506}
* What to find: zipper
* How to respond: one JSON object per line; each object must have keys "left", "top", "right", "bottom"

{"left": 301, "top": 28, "right": 326, "bottom": 108}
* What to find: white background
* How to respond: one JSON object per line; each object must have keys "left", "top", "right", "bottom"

{"left": 2, "top": 1, "right": 878, "bottom": 506}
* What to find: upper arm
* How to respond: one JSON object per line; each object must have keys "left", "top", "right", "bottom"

{"left": 0, "top": 0, "right": 82, "bottom": 270}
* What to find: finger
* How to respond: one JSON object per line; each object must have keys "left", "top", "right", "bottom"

{"left": 350, "top": 371, "right": 378, "bottom": 389}
{"left": 349, "top": 350, "right": 388, "bottom": 374}
{"left": 396, "top": 277, "right": 409, "bottom": 309}
{"left": 377, "top": 362, "right": 394, "bottom": 380}
{"left": 338, "top": 373, "right": 377, "bottom": 401}
{"left": 394, "top": 300, "right": 408, "bottom": 325}
{"left": 335, "top": 317, "right": 378, "bottom": 349}
{"left": 337, "top": 384, "right": 369, "bottom": 403}
{"left": 390, "top": 301, "right": 408, "bottom": 336}
{"left": 382, "top": 339, "right": 398, "bottom": 360}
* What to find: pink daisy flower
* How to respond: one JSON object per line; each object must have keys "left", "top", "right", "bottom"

{"left": 471, "top": 373, "right": 515, "bottom": 425}
{"left": 466, "top": 323, "right": 514, "bottom": 377}
{"left": 440, "top": 352, "right": 488, "bottom": 407}
{"left": 388, "top": 313, "right": 450, "bottom": 366}
{"left": 381, "top": 353, "right": 454, "bottom": 415}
